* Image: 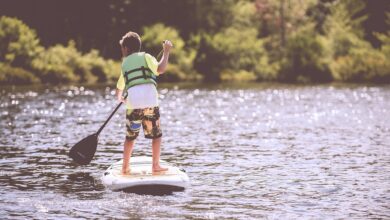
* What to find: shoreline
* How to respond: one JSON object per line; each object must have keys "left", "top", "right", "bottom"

{"left": 1, "top": 81, "right": 389, "bottom": 93}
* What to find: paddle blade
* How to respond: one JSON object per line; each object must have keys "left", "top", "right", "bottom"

{"left": 68, "top": 134, "right": 98, "bottom": 165}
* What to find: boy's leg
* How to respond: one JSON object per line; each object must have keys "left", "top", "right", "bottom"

{"left": 152, "top": 137, "right": 168, "bottom": 172}
{"left": 142, "top": 107, "right": 167, "bottom": 172}
{"left": 122, "top": 138, "right": 134, "bottom": 174}
{"left": 123, "top": 109, "right": 142, "bottom": 175}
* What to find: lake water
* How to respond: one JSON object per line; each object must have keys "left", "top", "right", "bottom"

{"left": 0, "top": 83, "right": 389, "bottom": 219}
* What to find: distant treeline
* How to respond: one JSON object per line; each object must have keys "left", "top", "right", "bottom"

{"left": 0, "top": 0, "right": 389, "bottom": 85}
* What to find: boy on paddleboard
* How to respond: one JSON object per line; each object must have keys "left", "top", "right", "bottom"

{"left": 115, "top": 31, "right": 172, "bottom": 175}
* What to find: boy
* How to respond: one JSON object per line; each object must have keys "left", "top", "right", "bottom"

{"left": 115, "top": 31, "right": 172, "bottom": 174}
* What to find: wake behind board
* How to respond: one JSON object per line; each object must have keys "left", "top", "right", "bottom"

{"left": 101, "top": 156, "right": 189, "bottom": 195}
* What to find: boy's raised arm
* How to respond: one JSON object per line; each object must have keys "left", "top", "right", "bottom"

{"left": 157, "top": 40, "right": 173, "bottom": 74}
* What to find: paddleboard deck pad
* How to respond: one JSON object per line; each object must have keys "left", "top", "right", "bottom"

{"left": 101, "top": 156, "right": 189, "bottom": 194}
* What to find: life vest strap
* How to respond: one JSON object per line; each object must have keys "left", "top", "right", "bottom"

{"left": 125, "top": 75, "right": 156, "bottom": 85}
{"left": 125, "top": 66, "right": 152, "bottom": 77}
{"left": 124, "top": 66, "right": 153, "bottom": 82}
{"left": 124, "top": 65, "right": 156, "bottom": 89}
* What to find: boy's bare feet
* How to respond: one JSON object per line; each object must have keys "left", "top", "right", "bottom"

{"left": 122, "top": 168, "right": 131, "bottom": 175}
{"left": 152, "top": 165, "right": 168, "bottom": 173}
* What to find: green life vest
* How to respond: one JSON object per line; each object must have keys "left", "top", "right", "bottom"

{"left": 122, "top": 52, "right": 157, "bottom": 90}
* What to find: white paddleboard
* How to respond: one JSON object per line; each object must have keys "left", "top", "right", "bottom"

{"left": 101, "top": 156, "right": 189, "bottom": 194}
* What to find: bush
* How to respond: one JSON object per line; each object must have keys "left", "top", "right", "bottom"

{"left": 374, "top": 15, "right": 390, "bottom": 60}
{"left": 0, "top": 16, "right": 43, "bottom": 69}
{"left": 194, "top": 27, "right": 275, "bottom": 82}
{"left": 31, "top": 41, "right": 121, "bottom": 84}
{"left": 0, "top": 63, "right": 40, "bottom": 85}
{"left": 193, "top": 34, "right": 225, "bottom": 82}
{"left": 324, "top": 1, "right": 390, "bottom": 83}
{"left": 0, "top": 17, "right": 121, "bottom": 85}
{"left": 331, "top": 47, "right": 390, "bottom": 83}
{"left": 31, "top": 41, "right": 81, "bottom": 83}
{"left": 221, "top": 70, "right": 257, "bottom": 82}
{"left": 280, "top": 25, "right": 332, "bottom": 82}
{"left": 82, "top": 49, "right": 110, "bottom": 83}
{"left": 103, "top": 59, "right": 122, "bottom": 83}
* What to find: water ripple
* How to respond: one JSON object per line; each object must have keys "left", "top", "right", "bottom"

{"left": 0, "top": 83, "right": 389, "bottom": 219}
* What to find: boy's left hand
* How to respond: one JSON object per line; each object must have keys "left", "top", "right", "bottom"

{"left": 163, "top": 40, "right": 173, "bottom": 52}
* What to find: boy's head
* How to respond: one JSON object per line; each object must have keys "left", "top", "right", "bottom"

{"left": 119, "top": 31, "right": 141, "bottom": 56}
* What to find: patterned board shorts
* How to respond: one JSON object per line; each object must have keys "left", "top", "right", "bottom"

{"left": 125, "top": 106, "right": 162, "bottom": 140}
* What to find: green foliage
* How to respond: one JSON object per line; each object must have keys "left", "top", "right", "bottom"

{"left": 255, "top": 0, "right": 316, "bottom": 39}
{"left": 331, "top": 0, "right": 367, "bottom": 37}
{"left": 231, "top": 1, "right": 260, "bottom": 29}
{"left": 31, "top": 41, "right": 81, "bottom": 83}
{"left": 221, "top": 70, "right": 257, "bottom": 82}
{"left": 374, "top": 12, "right": 390, "bottom": 57}
{"left": 188, "top": 0, "right": 237, "bottom": 35}
{"left": 280, "top": 24, "right": 332, "bottom": 82}
{"left": 194, "top": 1, "right": 277, "bottom": 82}
{"left": 82, "top": 49, "right": 120, "bottom": 83}
{"left": 324, "top": 0, "right": 368, "bottom": 58}
{"left": 1, "top": 1, "right": 389, "bottom": 85}
{"left": 331, "top": 46, "right": 390, "bottom": 83}
{"left": 31, "top": 41, "right": 120, "bottom": 84}
{"left": 142, "top": 23, "right": 185, "bottom": 58}
{"left": 142, "top": 23, "right": 200, "bottom": 81}
{"left": 0, "top": 17, "right": 120, "bottom": 85}
{"left": 193, "top": 34, "right": 224, "bottom": 82}
{"left": 104, "top": 59, "right": 122, "bottom": 82}
{"left": 0, "top": 16, "right": 43, "bottom": 69}
{"left": 0, "top": 63, "right": 40, "bottom": 85}
{"left": 323, "top": 0, "right": 389, "bottom": 82}
{"left": 306, "top": 0, "right": 332, "bottom": 34}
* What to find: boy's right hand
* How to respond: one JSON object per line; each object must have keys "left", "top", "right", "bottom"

{"left": 115, "top": 89, "right": 125, "bottom": 103}
{"left": 117, "top": 96, "right": 125, "bottom": 103}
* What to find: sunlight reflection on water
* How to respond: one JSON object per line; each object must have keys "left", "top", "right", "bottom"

{"left": 0, "top": 83, "right": 389, "bottom": 219}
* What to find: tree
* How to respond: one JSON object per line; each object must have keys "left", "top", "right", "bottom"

{"left": 0, "top": 16, "right": 43, "bottom": 69}
{"left": 280, "top": 24, "right": 332, "bottom": 82}
{"left": 194, "top": 1, "right": 276, "bottom": 82}
{"left": 325, "top": 0, "right": 390, "bottom": 82}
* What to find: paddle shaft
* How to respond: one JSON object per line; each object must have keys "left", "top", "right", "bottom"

{"left": 96, "top": 101, "right": 123, "bottom": 136}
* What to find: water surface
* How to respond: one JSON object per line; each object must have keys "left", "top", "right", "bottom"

{"left": 0, "top": 83, "right": 389, "bottom": 219}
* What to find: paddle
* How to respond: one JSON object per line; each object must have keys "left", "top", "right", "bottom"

{"left": 69, "top": 100, "right": 124, "bottom": 165}
{"left": 69, "top": 47, "right": 165, "bottom": 165}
